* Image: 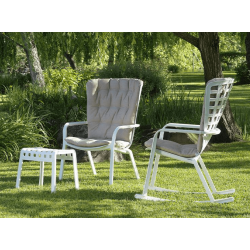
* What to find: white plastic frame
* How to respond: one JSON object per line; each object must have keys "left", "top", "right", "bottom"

{"left": 135, "top": 78, "right": 235, "bottom": 203}
{"left": 59, "top": 122, "right": 140, "bottom": 185}
{"left": 16, "top": 147, "right": 79, "bottom": 193}
{"left": 60, "top": 78, "right": 143, "bottom": 185}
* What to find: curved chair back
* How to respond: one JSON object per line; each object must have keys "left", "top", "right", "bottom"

{"left": 197, "top": 78, "right": 234, "bottom": 153}
{"left": 87, "top": 78, "right": 143, "bottom": 144}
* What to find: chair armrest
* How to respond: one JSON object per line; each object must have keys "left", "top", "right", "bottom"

{"left": 161, "top": 128, "right": 206, "bottom": 135}
{"left": 156, "top": 127, "right": 220, "bottom": 139}
{"left": 163, "top": 123, "right": 200, "bottom": 129}
{"left": 111, "top": 124, "right": 140, "bottom": 146}
{"left": 158, "top": 123, "right": 200, "bottom": 139}
{"left": 63, "top": 121, "right": 88, "bottom": 139}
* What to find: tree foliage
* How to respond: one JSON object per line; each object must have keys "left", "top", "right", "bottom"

{"left": 1, "top": 32, "right": 245, "bottom": 73}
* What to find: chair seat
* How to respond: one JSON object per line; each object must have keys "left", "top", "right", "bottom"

{"left": 144, "top": 138, "right": 199, "bottom": 158}
{"left": 65, "top": 137, "right": 130, "bottom": 148}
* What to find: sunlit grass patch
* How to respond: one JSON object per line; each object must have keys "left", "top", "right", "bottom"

{"left": 0, "top": 141, "right": 250, "bottom": 218}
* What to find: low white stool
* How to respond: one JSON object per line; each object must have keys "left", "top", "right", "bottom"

{"left": 16, "top": 147, "right": 79, "bottom": 193}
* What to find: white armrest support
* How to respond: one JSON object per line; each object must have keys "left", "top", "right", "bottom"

{"left": 163, "top": 123, "right": 200, "bottom": 129}
{"left": 160, "top": 128, "right": 220, "bottom": 135}
{"left": 63, "top": 121, "right": 88, "bottom": 139}
{"left": 111, "top": 124, "right": 140, "bottom": 146}
{"left": 160, "top": 128, "right": 206, "bottom": 135}
{"left": 149, "top": 127, "right": 220, "bottom": 155}
{"left": 156, "top": 127, "right": 220, "bottom": 140}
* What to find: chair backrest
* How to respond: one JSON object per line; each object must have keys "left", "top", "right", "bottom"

{"left": 86, "top": 78, "right": 143, "bottom": 143}
{"left": 197, "top": 78, "right": 234, "bottom": 153}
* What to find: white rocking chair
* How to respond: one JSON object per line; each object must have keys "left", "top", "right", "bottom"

{"left": 59, "top": 78, "right": 143, "bottom": 185}
{"left": 135, "top": 78, "right": 235, "bottom": 203}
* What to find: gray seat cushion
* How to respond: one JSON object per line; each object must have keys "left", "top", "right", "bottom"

{"left": 145, "top": 138, "right": 198, "bottom": 158}
{"left": 65, "top": 137, "right": 130, "bottom": 148}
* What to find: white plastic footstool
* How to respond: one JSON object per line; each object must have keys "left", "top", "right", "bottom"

{"left": 16, "top": 147, "right": 79, "bottom": 193}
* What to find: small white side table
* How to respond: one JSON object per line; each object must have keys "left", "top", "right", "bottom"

{"left": 16, "top": 147, "right": 79, "bottom": 193}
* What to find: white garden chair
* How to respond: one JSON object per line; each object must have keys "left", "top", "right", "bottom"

{"left": 135, "top": 78, "right": 235, "bottom": 203}
{"left": 59, "top": 78, "right": 143, "bottom": 185}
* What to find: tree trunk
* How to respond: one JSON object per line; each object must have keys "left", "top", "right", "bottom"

{"left": 198, "top": 33, "right": 242, "bottom": 142}
{"left": 198, "top": 33, "right": 223, "bottom": 82}
{"left": 173, "top": 32, "right": 242, "bottom": 143}
{"left": 245, "top": 32, "right": 250, "bottom": 70}
{"left": 21, "top": 32, "right": 45, "bottom": 87}
{"left": 64, "top": 52, "right": 76, "bottom": 69}
{"left": 211, "top": 99, "right": 241, "bottom": 143}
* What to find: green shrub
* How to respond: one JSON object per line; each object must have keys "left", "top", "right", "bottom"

{"left": 235, "top": 62, "right": 250, "bottom": 85}
{"left": 0, "top": 73, "right": 31, "bottom": 94}
{"left": 4, "top": 85, "right": 87, "bottom": 148}
{"left": 97, "top": 61, "right": 169, "bottom": 97}
{"left": 137, "top": 87, "right": 202, "bottom": 129}
{"left": 232, "top": 106, "right": 250, "bottom": 140}
{"left": 0, "top": 107, "right": 49, "bottom": 161}
{"left": 44, "top": 67, "right": 95, "bottom": 93}
{"left": 135, "top": 86, "right": 203, "bottom": 142}
{"left": 168, "top": 65, "right": 180, "bottom": 73}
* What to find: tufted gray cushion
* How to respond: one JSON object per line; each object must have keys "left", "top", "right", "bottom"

{"left": 87, "top": 78, "right": 143, "bottom": 142}
{"left": 145, "top": 138, "right": 198, "bottom": 158}
{"left": 65, "top": 137, "right": 130, "bottom": 148}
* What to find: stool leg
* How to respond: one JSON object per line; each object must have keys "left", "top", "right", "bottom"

{"left": 39, "top": 161, "right": 44, "bottom": 186}
{"left": 72, "top": 152, "right": 79, "bottom": 190}
{"left": 51, "top": 156, "right": 57, "bottom": 193}
{"left": 16, "top": 156, "right": 23, "bottom": 188}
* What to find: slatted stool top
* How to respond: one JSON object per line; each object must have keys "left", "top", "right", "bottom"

{"left": 20, "top": 147, "right": 76, "bottom": 163}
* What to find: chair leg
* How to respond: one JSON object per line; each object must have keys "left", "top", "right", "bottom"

{"left": 109, "top": 148, "right": 115, "bottom": 185}
{"left": 198, "top": 157, "right": 217, "bottom": 193}
{"left": 141, "top": 148, "right": 156, "bottom": 195}
{"left": 59, "top": 143, "right": 67, "bottom": 180}
{"left": 51, "top": 156, "right": 57, "bottom": 193}
{"left": 87, "top": 151, "right": 97, "bottom": 175}
{"left": 135, "top": 149, "right": 166, "bottom": 201}
{"left": 72, "top": 151, "right": 79, "bottom": 190}
{"left": 127, "top": 149, "right": 140, "bottom": 179}
{"left": 16, "top": 156, "right": 23, "bottom": 188}
{"left": 198, "top": 157, "right": 235, "bottom": 195}
{"left": 135, "top": 154, "right": 234, "bottom": 203}
{"left": 150, "top": 153, "right": 160, "bottom": 187}
{"left": 193, "top": 160, "right": 215, "bottom": 202}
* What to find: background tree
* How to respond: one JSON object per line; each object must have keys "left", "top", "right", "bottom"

{"left": 34, "top": 32, "right": 111, "bottom": 70}
{"left": 0, "top": 32, "right": 45, "bottom": 87}
{"left": 245, "top": 32, "right": 250, "bottom": 71}
{"left": 21, "top": 32, "right": 45, "bottom": 87}
{"left": 173, "top": 32, "right": 242, "bottom": 143}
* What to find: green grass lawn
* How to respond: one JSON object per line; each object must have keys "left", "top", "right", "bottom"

{"left": 0, "top": 140, "right": 249, "bottom": 218}
{"left": 0, "top": 71, "right": 250, "bottom": 218}
{"left": 171, "top": 71, "right": 250, "bottom": 111}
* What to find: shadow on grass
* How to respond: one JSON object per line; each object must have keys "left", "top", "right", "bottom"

{"left": 210, "top": 141, "right": 250, "bottom": 153}
{"left": 0, "top": 187, "right": 139, "bottom": 218}
{"left": 0, "top": 175, "right": 248, "bottom": 218}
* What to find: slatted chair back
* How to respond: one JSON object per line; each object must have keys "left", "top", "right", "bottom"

{"left": 197, "top": 78, "right": 234, "bottom": 153}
